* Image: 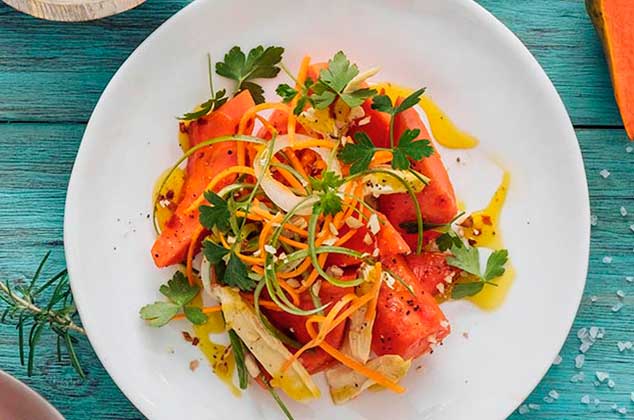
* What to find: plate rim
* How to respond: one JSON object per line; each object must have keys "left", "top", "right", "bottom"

{"left": 64, "top": 0, "right": 590, "bottom": 418}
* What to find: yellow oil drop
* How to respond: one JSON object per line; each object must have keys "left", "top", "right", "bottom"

{"left": 152, "top": 167, "right": 186, "bottom": 231}
{"left": 461, "top": 172, "right": 515, "bottom": 310}
{"left": 373, "top": 82, "right": 479, "bottom": 149}
{"left": 192, "top": 302, "right": 241, "bottom": 397}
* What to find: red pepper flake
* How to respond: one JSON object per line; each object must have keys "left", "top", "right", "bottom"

{"left": 192, "top": 337, "right": 200, "bottom": 346}
{"left": 481, "top": 215, "right": 492, "bottom": 226}
{"left": 182, "top": 331, "right": 193, "bottom": 342}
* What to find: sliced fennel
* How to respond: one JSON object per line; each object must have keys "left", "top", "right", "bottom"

{"left": 213, "top": 286, "right": 320, "bottom": 401}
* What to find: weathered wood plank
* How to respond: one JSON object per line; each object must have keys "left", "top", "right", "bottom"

{"left": 1, "top": 123, "right": 633, "bottom": 417}
{"left": 0, "top": 0, "right": 622, "bottom": 126}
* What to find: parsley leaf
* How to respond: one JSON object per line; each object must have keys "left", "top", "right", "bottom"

{"left": 371, "top": 94, "right": 394, "bottom": 113}
{"left": 140, "top": 271, "right": 207, "bottom": 327}
{"left": 340, "top": 88, "right": 376, "bottom": 108}
{"left": 319, "top": 51, "right": 359, "bottom": 92}
{"left": 276, "top": 83, "right": 298, "bottom": 103}
{"left": 199, "top": 191, "right": 231, "bottom": 232}
{"left": 202, "top": 240, "right": 229, "bottom": 264}
{"left": 447, "top": 245, "right": 509, "bottom": 299}
{"left": 178, "top": 89, "right": 228, "bottom": 121}
{"left": 223, "top": 252, "right": 255, "bottom": 291}
{"left": 483, "top": 249, "right": 509, "bottom": 281}
{"left": 391, "top": 129, "right": 434, "bottom": 170}
{"left": 310, "top": 171, "right": 344, "bottom": 216}
{"left": 451, "top": 282, "right": 485, "bottom": 299}
{"left": 216, "top": 45, "right": 284, "bottom": 104}
{"left": 395, "top": 88, "right": 426, "bottom": 113}
{"left": 308, "top": 51, "right": 377, "bottom": 109}
{"left": 446, "top": 246, "right": 481, "bottom": 277}
{"left": 338, "top": 132, "right": 377, "bottom": 175}
{"left": 435, "top": 231, "right": 464, "bottom": 252}
{"left": 139, "top": 302, "right": 179, "bottom": 327}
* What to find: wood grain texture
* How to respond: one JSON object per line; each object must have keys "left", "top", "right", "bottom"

{"left": 0, "top": 0, "right": 631, "bottom": 419}
{"left": 2, "top": 0, "right": 145, "bottom": 22}
{"left": 0, "top": 0, "right": 622, "bottom": 126}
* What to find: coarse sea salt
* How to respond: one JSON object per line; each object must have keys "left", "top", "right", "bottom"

{"left": 627, "top": 146, "right": 634, "bottom": 153}
{"left": 590, "top": 326, "right": 599, "bottom": 338}
{"left": 575, "top": 354, "right": 585, "bottom": 369}
{"left": 630, "top": 391, "right": 634, "bottom": 402}
{"left": 570, "top": 372, "right": 585, "bottom": 383}
{"left": 518, "top": 405, "right": 529, "bottom": 415}
{"left": 591, "top": 295, "right": 598, "bottom": 303}
{"left": 581, "top": 394, "right": 590, "bottom": 404}
{"left": 617, "top": 290, "right": 626, "bottom": 299}
{"left": 630, "top": 224, "right": 634, "bottom": 233}
{"left": 596, "top": 371, "right": 610, "bottom": 382}
{"left": 622, "top": 206, "right": 629, "bottom": 216}
{"left": 580, "top": 342, "right": 592, "bottom": 353}
{"left": 603, "top": 256, "right": 613, "bottom": 264}
{"left": 608, "top": 379, "right": 616, "bottom": 388}
{"left": 548, "top": 390, "right": 560, "bottom": 400}
{"left": 591, "top": 215, "right": 598, "bottom": 226}
{"left": 600, "top": 169, "right": 611, "bottom": 178}
{"left": 553, "top": 355, "right": 562, "bottom": 365}
{"left": 627, "top": 276, "right": 634, "bottom": 283}
{"left": 543, "top": 396, "right": 554, "bottom": 404}
{"left": 612, "top": 302, "right": 624, "bottom": 312}
{"left": 618, "top": 407, "right": 627, "bottom": 415}
{"left": 528, "top": 404, "right": 540, "bottom": 410}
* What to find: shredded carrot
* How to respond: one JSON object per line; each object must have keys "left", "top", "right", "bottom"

{"left": 186, "top": 166, "right": 255, "bottom": 212}
{"left": 307, "top": 323, "right": 405, "bottom": 393}
{"left": 172, "top": 305, "right": 222, "bottom": 320}
{"left": 291, "top": 139, "right": 337, "bottom": 150}
{"left": 271, "top": 156, "right": 307, "bottom": 193}
{"left": 278, "top": 235, "right": 308, "bottom": 249}
{"left": 288, "top": 56, "right": 311, "bottom": 145}
{"left": 284, "top": 148, "right": 309, "bottom": 180}
{"left": 218, "top": 234, "right": 264, "bottom": 265}
{"left": 187, "top": 225, "right": 205, "bottom": 286}
{"left": 237, "top": 102, "right": 291, "bottom": 166}
{"left": 370, "top": 150, "right": 393, "bottom": 167}
{"left": 241, "top": 294, "right": 284, "bottom": 312}
{"left": 250, "top": 206, "right": 308, "bottom": 237}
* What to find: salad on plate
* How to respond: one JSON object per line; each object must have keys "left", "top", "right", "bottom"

{"left": 140, "top": 45, "right": 511, "bottom": 418}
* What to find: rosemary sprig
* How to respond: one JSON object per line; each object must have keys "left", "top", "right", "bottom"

{"left": 0, "top": 252, "right": 86, "bottom": 378}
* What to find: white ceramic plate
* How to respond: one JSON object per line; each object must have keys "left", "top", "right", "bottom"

{"left": 64, "top": 0, "right": 590, "bottom": 419}
{"left": 0, "top": 371, "right": 64, "bottom": 420}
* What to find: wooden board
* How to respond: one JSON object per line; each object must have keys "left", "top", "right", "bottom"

{"left": 1, "top": 0, "right": 633, "bottom": 419}
{"left": 2, "top": 0, "right": 145, "bottom": 21}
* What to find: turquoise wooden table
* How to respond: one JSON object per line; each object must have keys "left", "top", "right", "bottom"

{"left": 0, "top": 0, "right": 631, "bottom": 418}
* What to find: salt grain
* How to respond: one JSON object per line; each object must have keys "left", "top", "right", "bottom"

{"left": 528, "top": 404, "right": 540, "bottom": 410}
{"left": 552, "top": 354, "right": 562, "bottom": 365}
{"left": 543, "top": 396, "right": 554, "bottom": 404}
{"left": 571, "top": 372, "right": 585, "bottom": 383}
{"left": 630, "top": 391, "right": 634, "bottom": 402}
{"left": 596, "top": 371, "right": 610, "bottom": 382}
{"left": 628, "top": 146, "right": 634, "bottom": 153}
{"left": 621, "top": 206, "right": 629, "bottom": 216}
{"left": 617, "top": 290, "right": 626, "bottom": 299}
{"left": 608, "top": 379, "right": 616, "bottom": 388}
{"left": 575, "top": 354, "right": 585, "bottom": 369}
{"left": 618, "top": 407, "right": 628, "bottom": 415}
{"left": 627, "top": 276, "right": 634, "bottom": 283}
{"left": 591, "top": 296, "right": 598, "bottom": 303}
{"left": 577, "top": 327, "right": 588, "bottom": 339}
{"left": 548, "top": 390, "right": 560, "bottom": 400}
{"left": 591, "top": 215, "right": 598, "bottom": 226}
{"left": 617, "top": 341, "right": 628, "bottom": 352}
{"left": 590, "top": 326, "right": 599, "bottom": 338}
{"left": 600, "top": 169, "right": 611, "bottom": 178}
{"left": 580, "top": 342, "right": 592, "bottom": 353}
{"left": 630, "top": 224, "right": 634, "bottom": 233}
{"left": 581, "top": 394, "right": 590, "bottom": 404}
{"left": 612, "top": 302, "right": 624, "bottom": 312}
{"left": 594, "top": 398, "right": 601, "bottom": 405}
{"left": 603, "top": 256, "right": 613, "bottom": 264}
{"left": 518, "top": 405, "right": 529, "bottom": 415}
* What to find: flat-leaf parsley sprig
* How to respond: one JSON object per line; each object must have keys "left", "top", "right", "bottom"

{"left": 276, "top": 51, "right": 377, "bottom": 115}
{"left": 447, "top": 246, "right": 509, "bottom": 299}
{"left": 0, "top": 252, "right": 86, "bottom": 378}
{"left": 216, "top": 45, "right": 284, "bottom": 104}
{"left": 140, "top": 271, "right": 208, "bottom": 327}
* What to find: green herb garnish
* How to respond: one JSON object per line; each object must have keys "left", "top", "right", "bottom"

{"left": 178, "top": 54, "right": 228, "bottom": 121}
{"left": 448, "top": 247, "right": 509, "bottom": 299}
{"left": 310, "top": 170, "right": 344, "bottom": 216}
{"left": 139, "top": 271, "right": 207, "bottom": 327}
{"left": 216, "top": 45, "right": 284, "bottom": 104}
{"left": 199, "top": 191, "right": 231, "bottom": 232}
